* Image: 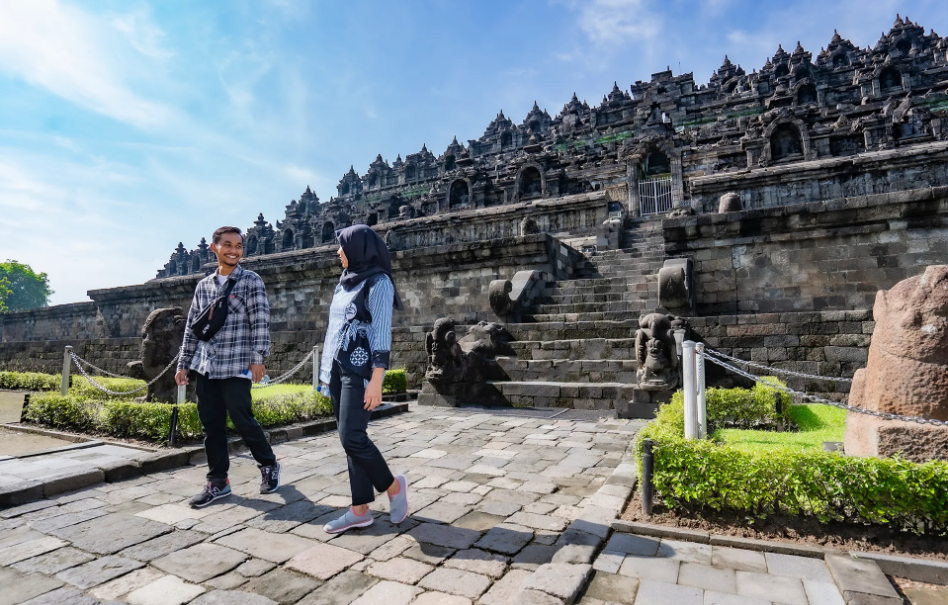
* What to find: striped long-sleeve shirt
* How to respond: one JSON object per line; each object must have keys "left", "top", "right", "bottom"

{"left": 178, "top": 264, "right": 271, "bottom": 379}
{"left": 319, "top": 275, "right": 394, "bottom": 385}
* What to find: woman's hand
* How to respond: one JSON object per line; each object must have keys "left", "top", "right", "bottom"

{"left": 364, "top": 368, "right": 385, "bottom": 410}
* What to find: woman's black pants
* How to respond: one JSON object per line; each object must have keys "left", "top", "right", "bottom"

{"left": 329, "top": 361, "right": 395, "bottom": 505}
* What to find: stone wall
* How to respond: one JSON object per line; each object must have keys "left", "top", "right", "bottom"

{"left": 689, "top": 310, "right": 873, "bottom": 399}
{"left": 0, "top": 302, "right": 104, "bottom": 343}
{"left": 664, "top": 186, "right": 948, "bottom": 316}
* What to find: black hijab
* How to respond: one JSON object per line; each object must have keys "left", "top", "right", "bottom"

{"left": 336, "top": 224, "right": 403, "bottom": 310}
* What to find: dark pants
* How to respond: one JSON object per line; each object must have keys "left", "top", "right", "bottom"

{"left": 196, "top": 375, "right": 276, "bottom": 485}
{"left": 329, "top": 361, "right": 395, "bottom": 505}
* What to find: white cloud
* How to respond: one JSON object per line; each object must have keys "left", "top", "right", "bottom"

{"left": 578, "top": 0, "right": 662, "bottom": 45}
{"left": 0, "top": 0, "right": 174, "bottom": 129}
{"left": 111, "top": 8, "right": 175, "bottom": 61}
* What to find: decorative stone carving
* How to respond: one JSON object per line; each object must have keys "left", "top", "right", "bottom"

{"left": 718, "top": 192, "right": 743, "bottom": 213}
{"left": 127, "top": 308, "right": 193, "bottom": 403}
{"left": 489, "top": 271, "right": 549, "bottom": 321}
{"left": 420, "top": 318, "right": 514, "bottom": 407}
{"left": 668, "top": 206, "right": 695, "bottom": 218}
{"left": 845, "top": 265, "right": 948, "bottom": 461}
{"left": 635, "top": 312, "right": 680, "bottom": 390}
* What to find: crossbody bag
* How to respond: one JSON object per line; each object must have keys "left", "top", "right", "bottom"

{"left": 190, "top": 277, "right": 238, "bottom": 342}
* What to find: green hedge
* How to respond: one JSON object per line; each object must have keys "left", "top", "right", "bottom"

{"left": 383, "top": 369, "right": 407, "bottom": 394}
{"left": 0, "top": 371, "right": 62, "bottom": 391}
{"left": 24, "top": 389, "right": 333, "bottom": 442}
{"left": 636, "top": 382, "right": 948, "bottom": 534}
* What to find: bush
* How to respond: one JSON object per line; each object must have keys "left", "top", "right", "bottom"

{"left": 635, "top": 381, "right": 948, "bottom": 534}
{"left": 0, "top": 371, "right": 62, "bottom": 391}
{"left": 655, "top": 377, "right": 793, "bottom": 435}
{"left": 383, "top": 369, "right": 407, "bottom": 394}
{"left": 24, "top": 389, "right": 333, "bottom": 442}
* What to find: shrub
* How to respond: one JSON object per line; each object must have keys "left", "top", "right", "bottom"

{"left": 24, "top": 389, "right": 333, "bottom": 442}
{"left": 0, "top": 371, "right": 62, "bottom": 391}
{"left": 654, "top": 377, "right": 794, "bottom": 435}
{"left": 383, "top": 369, "right": 408, "bottom": 394}
{"left": 635, "top": 382, "right": 948, "bottom": 534}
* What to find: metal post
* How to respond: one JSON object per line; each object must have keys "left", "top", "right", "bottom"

{"left": 169, "top": 384, "right": 184, "bottom": 447}
{"left": 695, "top": 343, "right": 707, "bottom": 439}
{"left": 682, "top": 340, "right": 698, "bottom": 439}
{"left": 61, "top": 346, "right": 73, "bottom": 396}
{"left": 312, "top": 345, "right": 320, "bottom": 391}
{"left": 642, "top": 439, "right": 654, "bottom": 516}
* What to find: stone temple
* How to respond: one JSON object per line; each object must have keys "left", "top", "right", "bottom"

{"left": 2, "top": 16, "right": 948, "bottom": 414}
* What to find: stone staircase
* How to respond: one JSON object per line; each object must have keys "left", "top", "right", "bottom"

{"left": 484, "top": 219, "right": 667, "bottom": 411}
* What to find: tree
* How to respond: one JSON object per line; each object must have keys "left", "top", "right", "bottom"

{"left": 0, "top": 261, "right": 52, "bottom": 311}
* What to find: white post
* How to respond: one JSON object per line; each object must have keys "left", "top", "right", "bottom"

{"left": 61, "top": 346, "right": 73, "bottom": 396}
{"left": 682, "top": 340, "right": 698, "bottom": 440}
{"left": 695, "top": 343, "right": 707, "bottom": 439}
{"left": 312, "top": 346, "right": 319, "bottom": 391}
{"left": 177, "top": 384, "right": 186, "bottom": 405}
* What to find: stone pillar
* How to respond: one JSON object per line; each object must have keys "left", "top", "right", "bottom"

{"left": 627, "top": 160, "right": 640, "bottom": 217}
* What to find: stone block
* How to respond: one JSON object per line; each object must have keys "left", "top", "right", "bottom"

{"left": 418, "top": 567, "right": 492, "bottom": 598}
{"left": 825, "top": 553, "right": 901, "bottom": 601}
{"left": 633, "top": 579, "right": 702, "bottom": 605}
{"left": 190, "top": 591, "right": 278, "bottom": 605}
{"left": 525, "top": 563, "right": 593, "bottom": 602}
{"left": 152, "top": 543, "right": 248, "bottom": 583}
{"left": 241, "top": 568, "right": 320, "bottom": 604}
{"left": 125, "top": 575, "right": 206, "bottom": 605}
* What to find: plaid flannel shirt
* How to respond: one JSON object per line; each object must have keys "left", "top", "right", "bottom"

{"left": 178, "top": 264, "right": 271, "bottom": 379}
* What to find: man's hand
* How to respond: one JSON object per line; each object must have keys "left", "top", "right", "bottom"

{"left": 249, "top": 364, "right": 266, "bottom": 383}
{"left": 364, "top": 368, "right": 385, "bottom": 410}
{"left": 175, "top": 370, "right": 189, "bottom": 386}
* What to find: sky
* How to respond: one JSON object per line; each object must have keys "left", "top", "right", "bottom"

{"left": 1, "top": 0, "right": 945, "bottom": 305}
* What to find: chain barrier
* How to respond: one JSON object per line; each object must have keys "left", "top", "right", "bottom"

{"left": 251, "top": 349, "right": 315, "bottom": 389}
{"left": 701, "top": 351, "right": 948, "bottom": 427}
{"left": 703, "top": 346, "right": 853, "bottom": 383}
{"left": 70, "top": 351, "right": 179, "bottom": 396}
{"left": 71, "top": 356, "right": 129, "bottom": 379}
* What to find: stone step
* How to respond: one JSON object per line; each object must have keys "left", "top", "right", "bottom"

{"left": 578, "top": 267, "right": 661, "bottom": 279}
{"left": 520, "top": 310, "right": 646, "bottom": 322}
{"left": 525, "top": 301, "right": 650, "bottom": 314}
{"left": 510, "top": 336, "right": 638, "bottom": 361}
{"left": 542, "top": 280, "right": 657, "bottom": 295}
{"left": 496, "top": 357, "right": 638, "bottom": 383}
{"left": 533, "top": 292, "right": 650, "bottom": 304}
{"left": 489, "top": 380, "right": 636, "bottom": 410}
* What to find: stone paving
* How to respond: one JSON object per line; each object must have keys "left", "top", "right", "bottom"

{"left": 0, "top": 405, "right": 877, "bottom": 604}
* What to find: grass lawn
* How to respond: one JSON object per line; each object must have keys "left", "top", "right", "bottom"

{"left": 712, "top": 404, "right": 847, "bottom": 452}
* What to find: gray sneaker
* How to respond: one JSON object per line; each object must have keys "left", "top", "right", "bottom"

{"left": 323, "top": 508, "right": 374, "bottom": 534}
{"left": 389, "top": 475, "right": 409, "bottom": 524}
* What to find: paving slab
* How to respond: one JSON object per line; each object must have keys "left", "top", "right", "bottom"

{"left": 677, "top": 562, "right": 737, "bottom": 594}
{"left": 295, "top": 570, "right": 378, "bottom": 605}
{"left": 0, "top": 536, "right": 68, "bottom": 565}
{"left": 710, "top": 547, "right": 767, "bottom": 573}
{"left": 241, "top": 568, "right": 321, "bottom": 604}
{"left": 11, "top": 546, "right": 95, "bottom": 575}
{"left": 48, "top": 513, "right": 172, "bottom": 555}
{"left": 418, "top": 567, "right": 493, "bottom": 599}
{"left": 0, "top": 566, "right": 64, "bottom": 605}
{"left": 15, "top": 586, "right": 99, "bottom": 605}
{"left": 88, "top": 567, "right": 165, "bottom": 601}
{"left": 802, "top": 579, "right": 846, "bottom": 605}
{"left": 216, "top": 527, "right": 317, "bottom": 563}
{"left": 235, "top": 559, "right": 277, "bottom": 578}
{"left": 349, "top": 580, "right": 421, "bottom": 605}
{"left": 327, "top": 518, "right": 415, "bottom": 555}
{"left": 286, "top": 541, "right": 365, "bottom": 580}
{"left": 443, "top": 548, "right": 508, "bottom": 579}
{"left": 825, "top": 553, "right": 901, "bottom": 601}
{"left": 583, "top": 570, "right": 640, "bottom": 604}
{"left": 56, "top": 554, "right": 144, "bottom": 588}
{"left": 152, "top": 543, "right": 248, "bottom": 583}
{"left": 526, "top": 562, "right": 593, "bottom": 602}
{"left": 474, "top": 524, "right": 533, "bottom": 555}
{"left": 765, "top": 552, "right": 834, "bottom": 583}
{"left": 735, "top": 570, "right": 808, "bottom": 605}
{"left": 118, "top": 529, "right": 206, "bottom": 561}
{"left": 366, "top": 557, "right": 434, "bottom": 584}
{"left": 619, "top": 555, "right": 680, "bottom": 584}
{"left": 408, "top": 522, "right": 481, "bottom": 550}
{"left": 409, "top": 592, "right": 472, "bottom": 605}
{"left": 633, "top": 579, "right": 703, "bottom": 605}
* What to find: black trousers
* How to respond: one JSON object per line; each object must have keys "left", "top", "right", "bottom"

{"left": 196, "top": 375, "right": 276, "bottom": 485}
{"left": 329, "top": 361, "right": 395, "bottom": 505}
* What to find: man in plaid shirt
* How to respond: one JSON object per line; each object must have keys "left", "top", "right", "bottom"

{"left": 175, "top": 226, "right": 281, "bottom": 508}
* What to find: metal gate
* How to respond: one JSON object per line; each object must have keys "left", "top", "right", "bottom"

{"left": 639, "top": 175, "right": 673, "bottom": 215}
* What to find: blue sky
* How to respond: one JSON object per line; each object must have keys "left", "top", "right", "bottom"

{"left": 1, "top": 0, "right": 945, "bottom": 304}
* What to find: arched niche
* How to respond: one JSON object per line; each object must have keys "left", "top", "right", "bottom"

{"left": 774, "top": 64, "right": 790, "bottom": 78}
{"left": 340, "top": 181, "right": 350, "bottom": 195}
{"left": 191, "top": 255, "right": 202, "bottom": 273}
{"left": 517, "top": 165, "right": 543, "bottom": 199}
{"left": 449, "top": 179, "right": 471, "bottom": 208}
{"left": 321, "top": 222, "right": 335, "bottom": 244}
{"left": 500, "top": 132, "right": 512, "bottom": 148}
{"left": 404, "top": 164, "right": 416, "bottom": 181}
{"left": 879, "top": 67, "right": 902, "bottom": 91}
{"left": 770, "top": 123, "right": 803, "bottom": 161}
{"left": 797, "top": 83, "right": 817, "bottom": 105}
{"left": 246, "top": 235, "right": 258, "bottom": 256}
{"left": 282, "top": 229, "right": 294, "bottom": 250}
{"left": 444, "top": 155, "right": 456, "bottom": 171}
{"left": 833, "top": 53, "right": 849, "bottom": 68}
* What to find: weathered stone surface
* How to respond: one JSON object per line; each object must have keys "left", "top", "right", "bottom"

{"left": 407, "top": 523, "right": 481, "bottom": 550}
{"left": 48, "top": 513, "right": 172, "bottom": 555}
{"left": 56, "top": 555, "right": 144, "bottom": 588}
{"left": 418, "top": 567, "right": 493, "bottom": 599}
{"left": 189, "top": 590, "right": 279, "bottom": 605}
{"left": 474, "top": 524, "right": 533, "bottom": 555}
{"left": 125, "top": 575, "right": 206, "bottom": 605}
{"left": 348, "top": 580, "right": 421, "bottom": 605}
{"left": 443, "top": 548, "right": 508, "bottom": 578}
{"left": 15, "top": 587, "right": 98, "bottom": 605}
{"left": 524, "top": 563, "right": 593, "bottom": 602}
{"left": 88, "top": 567, "right": 164, "bottom": 601}
{"left": 11, "top": 546, "right": 95, "bottom": 575}
{"left": 241, "top": 568, "right": 321, "bottom": 604}
{"left": 0, "top": 536, "right": 68, "bottom": 566}
{"left": 152, "top": 543, "right": 248, "bottom": 583}
{"left": 118, "top": 529, "right": 206, "bottom": 561}
{"left": 0, "top": 566, "right": 64, "bottom": 605}
{"left": 286, "top": 542, "right": 364, "bottom": 580}
{"left": 845, "top": 265, "right": 948, "bottom": 461}
{"left": 366, "top": 557, "right": 434, "bottom": 584}
{"left": 583, "top": 571, "right": 640, "bottom": 604}
{"left": 216, "top": 527, "right": 316, "bottom": 563}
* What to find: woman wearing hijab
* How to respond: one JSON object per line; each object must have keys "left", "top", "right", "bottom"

{"left": 320, "top": 224, "right": 409, "bottom": 533}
